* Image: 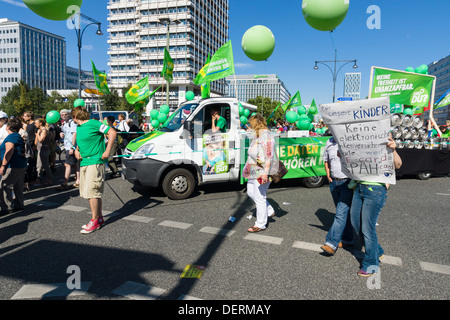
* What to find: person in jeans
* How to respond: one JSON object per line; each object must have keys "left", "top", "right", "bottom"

{"left": 242, "top": 114, "right": 277, "bottom": 232}
{"left": 320, "top": 134, "right": 354, "bottom": 255}
{"left": 57, "top": 109, "right": 80, "bottom": 190}
{"left": 0, "top": 118, "right": 28, "bottom": 214}
{"left": 72, "top": 106, "right": 116, "bottom": 234}
{"left": 350, "top": 136, "right": 402, "bottom": 277}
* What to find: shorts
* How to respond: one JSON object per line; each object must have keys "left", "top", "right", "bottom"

{"left": 65, "top": 150, "right": 78, "bottom": 166}
{"left": 79, "top": 163, "right": 105, "bottom": 199}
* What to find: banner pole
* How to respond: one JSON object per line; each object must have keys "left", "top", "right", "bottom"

{"left": 428, "top": 78, "right": 442, "bottom": 135}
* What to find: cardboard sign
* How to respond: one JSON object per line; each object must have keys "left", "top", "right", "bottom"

{"left": 319, "top": 97, "right": 396, "bottom": 185}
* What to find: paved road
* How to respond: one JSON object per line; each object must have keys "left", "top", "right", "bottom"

{"left": 0, "top": 164, "right": 449, "bottom": 302}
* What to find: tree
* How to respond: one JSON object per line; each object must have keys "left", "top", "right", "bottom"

{"left": 99, "top": 87, "right": 121, "bottom": 111}
{"left": 247, "top": 96, "right": 282, "bottom": 121}
{"left": 13, "top": 82, "right": 32, "bottom": 116}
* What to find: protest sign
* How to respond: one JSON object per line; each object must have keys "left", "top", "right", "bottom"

{"left": 319, "top": 97, "right": 396, "bottom": 185}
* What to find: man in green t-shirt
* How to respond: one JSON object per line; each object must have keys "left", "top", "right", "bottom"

{"left": 72, "top": 106, "right": 117, "bottom": 234}
{"left": 210, "top": 107, "right": 227, "bottom": 133}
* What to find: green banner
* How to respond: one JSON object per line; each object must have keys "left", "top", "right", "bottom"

{"left": 126, "top": 76, "right": 150, "bottom": 105}
{"left": 194, "top": 40, "right": 235, "bottom": 85}
{"left": 282, "top": 91, "right": 302, "bottom": 112}
{"left": 434, "top": 89, "right": 450, "bottom": 110}
{"left": 161, "top": 48, "right": 174, "bottom": 84}
{"left": 370, "top": 67, "right": 434, "bottom": 107}
{"left": 92, "top": 61, "right": 110, "bottom": 94}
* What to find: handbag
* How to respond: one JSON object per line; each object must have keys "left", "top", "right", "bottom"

{"left": 269, "top": 160, "right": 288, "bottom": 183}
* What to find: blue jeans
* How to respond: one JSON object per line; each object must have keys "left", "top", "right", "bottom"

{"left": 325, "top": 179, "right": 354, "bottom": 251}
{"left": 350, "top": 183, "right": 387, "bottom": 272}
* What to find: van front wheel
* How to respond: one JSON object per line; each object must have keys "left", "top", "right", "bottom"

{"left": 162, "top": 168, "right": 196, "bottom": 200}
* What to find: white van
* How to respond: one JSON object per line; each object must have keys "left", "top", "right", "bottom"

{"left": 122, "top": 97, "right": 328, "bottom": 199}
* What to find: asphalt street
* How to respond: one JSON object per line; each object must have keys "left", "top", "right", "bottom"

{"left": 0, "top": 162, "right": 449, "bottom": 302}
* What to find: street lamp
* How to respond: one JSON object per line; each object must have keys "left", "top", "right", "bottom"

{"left": 314, "top": 49, "right": 358, "bottom": 103}
{"left": 157, "top": 17, "right": 181, "bottom": 108}
{"left": 72, "top": 13, "right": 103, "bottom": 99}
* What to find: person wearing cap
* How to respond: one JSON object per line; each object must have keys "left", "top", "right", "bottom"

{"left": 0, "top": 111, "right": 9, "bottom": 146}
{"left": 57, "top": 109, "right": 80, "bottom": 190}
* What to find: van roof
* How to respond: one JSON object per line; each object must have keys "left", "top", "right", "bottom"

{"left": 184, "top": 97, "right": 257, "bottom": 111}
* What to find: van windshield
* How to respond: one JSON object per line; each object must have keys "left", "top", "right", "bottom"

{"left": 162, "top": 103, "right": 199, "bottom": 132}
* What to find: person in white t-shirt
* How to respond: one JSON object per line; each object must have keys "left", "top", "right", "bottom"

{"left": 0, "top": 111, "right": 9, "bottom": 145}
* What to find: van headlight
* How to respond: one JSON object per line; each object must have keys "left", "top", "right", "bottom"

{"left": 132, "top": 143, "right": 155, "bottom": 159}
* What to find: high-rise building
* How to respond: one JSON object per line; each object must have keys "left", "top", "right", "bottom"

{"left": 427, "top": 55, "right": 450, "bottom": 125}
{"left": 225, "top": 74, "right": 291, "bottom": 104}
{"left": 0, "top": 18, "right": 66, "bottom": 100}
{"left": 107, "top": 0, "right": 229, "bottom": 111}
{"left": 343, "top": 72, "right": 361, "bottom": 101}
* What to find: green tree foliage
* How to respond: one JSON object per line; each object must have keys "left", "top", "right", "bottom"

{"left": 246, "top": 96, "right": 283, "bottom": 121}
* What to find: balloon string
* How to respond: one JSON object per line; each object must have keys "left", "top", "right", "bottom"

{"left": 329, "top": 31, "right": 336, "bottom": 52}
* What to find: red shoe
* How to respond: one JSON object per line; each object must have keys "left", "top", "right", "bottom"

{"left": 80, "top": 218, "right": 104, "bottom": 234}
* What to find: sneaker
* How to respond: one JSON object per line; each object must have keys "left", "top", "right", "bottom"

{"left": 80, "top": 218, "right": 104, "bottom": 234}
{"left": 357, "top": 269, "right": 376, "bottom": 277}
{"left": 82, "top": 217, "right": 105, "bottom": 230}
{"left": 320, "top": 245, "right": 336, "bottom": 255}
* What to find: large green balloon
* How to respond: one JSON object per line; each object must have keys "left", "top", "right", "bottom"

{"left": 160, "top": 104, "right": 170, "bottom": 114}
{"left": 46, "top": 110, "right": 60, "bottom": 124}
{"left": 296, "top": 118, "right": 311, "bottom": 130}
{"left": 415, "top": 64, "right": 428, "bottom": 75}
{"left": 243, "top": 109, "right": 250, "bottom": 117}
{"left": 286, "top": 111, "right": 299, "bottom": 123}
{"left": 297, "top": 106, "right": 307, "bottom": 115}
{"left": 23, "top": 0, "right": 83, "bottom": 21}
{"left": 241, "top": 25, "right": 275, "bottom": 61}
{"left": 157, "top": 113, "right": 167, "bottom": 123}
{"left": 240, "top": 116, "right": 248, "bottom": 125}
{"left": 151, "top": 119, "right": 160, "bottom": 128}
{"left": 185, "top": 91, "right": 195, "bottom": 101}
{"left": 302, "top": 0, "right": 349, "bottom": 31}
{"left": 405, "top": 67, "right": 415, "bottom": 73}
{"left": 150, "top": 109, "right": 159, "bottom": 120}
{"left": 74, "top": 98, "right": 85, "bottom": 108}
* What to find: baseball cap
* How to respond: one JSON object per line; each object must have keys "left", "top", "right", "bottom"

{"left": 0, "top": 111, "right": 8, "bottom": 119}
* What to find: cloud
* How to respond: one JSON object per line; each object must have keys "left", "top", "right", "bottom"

{"left": 235, "top": 62, "right": 253, "bottom": 70}
{"left": 1, "top": 0, "right": 26, "bottom": 8}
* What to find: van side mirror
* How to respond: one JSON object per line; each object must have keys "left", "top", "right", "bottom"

{"left": 181, "top": 121, "right": 193, "bottom": 139}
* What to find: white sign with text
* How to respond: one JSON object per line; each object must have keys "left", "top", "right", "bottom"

{"left": 319, "top": 97, "right": 396, "bottom": 185}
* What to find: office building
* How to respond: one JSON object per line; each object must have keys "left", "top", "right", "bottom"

{"left": 107, "top": 0, "right": 229, "bottom": 111}
{"left": 0, "top": 18, "right": 66, "bottom": 100}
{"left": 427, "top": 55, "right": 450, "bottom": 125}
{"left": 343, "top": 72, "right": 361, "bottom": 101}
{"left": 66, "top": 66, "right": 95, "bottom": 90}
{"left": 225, "top": 74, "right": 291, "bottom": 104}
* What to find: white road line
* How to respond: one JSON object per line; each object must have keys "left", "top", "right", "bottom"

{"left": 123, "top": 215, "right": 154, "bottom": 223}
{"left": 436, "top": 193, "right": 450, "bottom": 196}
{"left": 292, "top": 241, "right": 322, "bottom": 252}
{"left": 112, "top": 281, "right": 166, "bottom": 300}
{"left": 11, "top": 282, "right": 91, "bottom": 300}
{"left": 59, "top": 205, "right": 87, "bottom": 212}
{"left": 24, "top": 200, "right": 58, "bottom": 207}
{"left": 158, "top": 220, "right": 192, "bottom": 229}
{"left": 420, "top": 262, "right": 450, "bottom": 275}
{"left": 199, "top": 226, "right": 236, "bottom": 237}
{"left": 244, "top": 233, "right": 283, "bottom": 245}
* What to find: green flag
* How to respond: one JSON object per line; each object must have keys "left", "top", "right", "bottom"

{"left": 201, "top": 54, "right": 211, "bottom": 99}
{"left": 434, "top": 89, "right": 450, "bottom": 110}
{"left": 92, "top": 61, "right": 110, "bottom": 94}
{"left": 126, "top": 76, "right": 150, "bottom": 105}
{"left": 194, "top": 40, "right": 235, "bottom": 85}
{"left": 133, "top": 85, "right": 161, "bottom": 111}
{"left": 161, "top": 48, "right": 174, "bottom": 84}
{"left": 282, "top": 91, "right": 302, "bottom": 112}
{"left": 267, "top": 102, "right": 281, "bottom": 126}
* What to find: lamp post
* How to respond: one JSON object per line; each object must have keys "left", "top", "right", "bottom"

{"left": 314, "top": 49, "right": 358, "bottom": 103}
{"left": 158, "top": 17, "right": 181, "bottom": 108}
{"left": 72, "top": 13, "right": 103, "bottom": 99}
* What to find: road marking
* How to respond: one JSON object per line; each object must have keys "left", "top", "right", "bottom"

{"left": 112, "top": 281, "right": 166, "bottom": 300}
{"left": 11, "top": 282, "right": 91, "bottom": 300}
{"left": 123, "top": 215, "right": 154, "bottom": 223}
{"left": 292, "top": 241, "right": 322, "bottom": 252}
{"left": 244, "top": 233, "right": 283, "bottom": 245}
{"left": 59, "top": 205, "right": 87, "bottom": 212}
{"left": 199, "top": 226, "right": 236, "bottom": 237}
{"left": 158, "top": 220, "right": 192, "bottom": 230}
{"left": 436, "top": 193, "right": 450, "bottom": 196}
{"left": 420, "top": 262, "right": 450, "bottom": 275}
{"left": 24, "top": 200, "right": 58, "bottom": 207}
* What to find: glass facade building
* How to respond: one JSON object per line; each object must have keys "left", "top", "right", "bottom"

{"left": 0, "top": 18, "right": 66, "bottom": 99}
{"left": 427, "top": 55, "right": 450, "bottom": 125}
{"left": 343, "top": 72, "right": 361, "bottom": 101}
{"left": 107, "top": 0, "right": 229, "bottom": 111}
{"left": 225, "top": 74, "right": 291, "bottom": 104}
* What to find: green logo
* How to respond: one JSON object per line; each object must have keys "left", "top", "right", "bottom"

{"left": 410, "top": 86, "right": 429, "bottom": 107}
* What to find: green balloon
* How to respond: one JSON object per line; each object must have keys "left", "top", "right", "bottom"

{"left": 415, "top": 64, "right": 428, "bottom": 75}
{"left": 297, "top": 106, "right": 306, "bottom": 115}
{"left": 296, "top": 118, "right": 311, "bottom": 130}
{"left": 308, "top": 105, "right": 317, "bottom": 115}
{"left": 286, "top": 110, "right": 299, "bottom": 123}
{"left": 251, "top": 112, "right": 257, "bottom": 117}
{"left": 405, "top": 67, "right": 415, "bottom": 73}
{"left": 302, "top": 0, "right": 349, "bottom": 31}
{"left": 241, "top": 25, "right": 275, "bottom": 61}
{"left": 243, "top": 109, "right": 250, "bottom": 117}
{"left": 160, "top": 104, "right": 170, "bottom": 114}
{"left": 157, "top": 113, "right": 167, "bottom": 123}
{"left": 403, "top": 108, "right": 413, "bottom": 115}
{"left": 46, "top": 110, "right": 60, "bottom": 124}
{"left": 185, "top": 91, "right": 195, "bottom": 101}
{"left": 150, "top": 109, "right": 159, "bottom": 120}
{"left": 240, "top": 116, "right": 248, "bottom": 125}
{"left": 239, "top": 105, "right": 244, "bottom": 116}
{"left": 23, "top": 0, "right": 83, "bottom": 21}
{"left": 151, "top": 119, "right": 160, "bottom": 128}
{"left": 74, "top": 98, "right": 85, "bottom": 108}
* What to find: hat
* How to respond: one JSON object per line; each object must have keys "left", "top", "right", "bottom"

{"left": 0, "top": 111, "right": 8, "bottom": 119}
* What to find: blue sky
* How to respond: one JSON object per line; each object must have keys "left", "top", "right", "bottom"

{"left": 1, "top": 0, "right": 449, "bottom": 105}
